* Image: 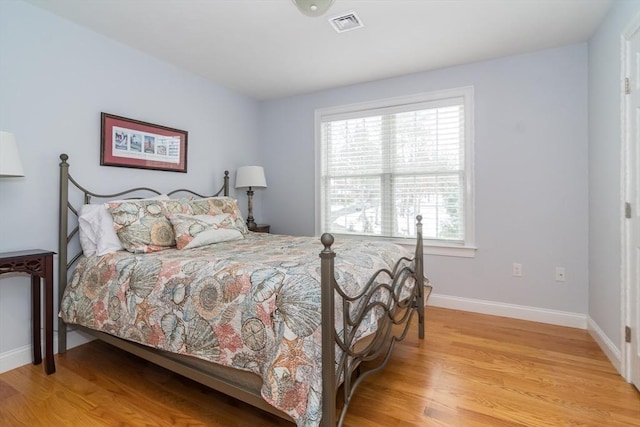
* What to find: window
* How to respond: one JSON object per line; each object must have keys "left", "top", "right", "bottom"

{"left": 316, "top": 87, "right": 475, "bottom": 255}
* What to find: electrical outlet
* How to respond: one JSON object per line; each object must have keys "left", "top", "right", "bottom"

{"left": 555, "top": 267, "right": 566, "bottom": 282}
{"left": 512, "top": 263, "right": 522, "bottom": 277}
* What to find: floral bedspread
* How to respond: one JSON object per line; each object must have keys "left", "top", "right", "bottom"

{"left": 60, "top": 233, "right": 413, "bottom": 426}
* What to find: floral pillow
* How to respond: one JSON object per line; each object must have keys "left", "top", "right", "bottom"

{"left": 169, "top": 213, "right": 244, "bottom": 250}
{"left": 79, "top": 195, "right": 171, "bottom": 257}
{"left": 188, "top": 197, "right": 249, "bottom": 234}
{"left": 105, "top": 198, "right": 192, "bottom": 253}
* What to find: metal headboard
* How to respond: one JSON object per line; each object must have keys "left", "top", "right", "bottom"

{"left": 57, "top": 153, "right": 229, "bottom": 352}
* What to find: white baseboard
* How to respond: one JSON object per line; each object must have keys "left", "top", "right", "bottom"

{"left": 0, "top": 329, "right": 95, "bottom": 374}
{"left": 587, "top": 317, "right": 622, "bottom": 375}
{"left": 0, "top": 343, "right": 32, "bottom": 374}
{"left": 428, "top": 294, "right": 625, "bottom": 377}
{"left": 428, "top": 293, "right": 588, "bottom": 329}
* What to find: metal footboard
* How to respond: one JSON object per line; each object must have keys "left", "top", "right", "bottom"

{"left": 319, "top": 217, "right": 425, "bottom": 426}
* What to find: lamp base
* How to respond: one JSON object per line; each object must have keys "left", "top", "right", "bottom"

{"left": 246, "top": 188, "right": 256, "bottom": 231}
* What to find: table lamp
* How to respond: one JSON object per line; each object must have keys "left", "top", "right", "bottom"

{"left": 235, "top": 166, "right": 267, "bottom": 230}
{"left": 0, "top": 131, "right": 25, "bottom": 177}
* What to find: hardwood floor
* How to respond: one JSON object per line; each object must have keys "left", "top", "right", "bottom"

{"left": 1, "top": 307, "right": 638, "bottom": 426}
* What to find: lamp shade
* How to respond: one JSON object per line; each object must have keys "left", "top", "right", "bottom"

{"left": 292, "top": 0, "right": 335, "bottom": 17}
{"left": 0, "top": 131, "right": 25, "bottom": 177}
{"left": 235, "top": 166, "right": 267, "bottom": 189}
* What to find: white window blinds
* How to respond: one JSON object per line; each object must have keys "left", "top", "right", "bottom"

{"left": 318, "top": 88, "right": 473, "bottom": 244}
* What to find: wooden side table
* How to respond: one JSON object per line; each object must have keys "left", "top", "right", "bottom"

{"left": 251, "top": 224, "right": 270, "bottom": 233}
{"left": 0, "top": 249, "right": 56, "bottom": 374}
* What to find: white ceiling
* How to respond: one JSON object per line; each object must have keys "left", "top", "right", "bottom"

{"left": 24, "top": 0, "right": 612, "bottom": 100}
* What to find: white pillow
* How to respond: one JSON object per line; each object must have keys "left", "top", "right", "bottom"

{"left": 77, "top": 194, "right": 170, "bottom": 257}
{"left": 78, "top": 204, "right": 99, "bottom": 257}
{"left": 96, "top": 205, "right": 126, "bottom": 256}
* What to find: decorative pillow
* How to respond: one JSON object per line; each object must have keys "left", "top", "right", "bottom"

{"left": 78, "top": 195, "right": 171, "bottom": 257}
{"left": 105, "top": 198, "right": 192, "bottom": 253}
{"left": 169, "top": 213, "right": 244, "bottom": 249}
{"left": 188, "top": 197, "right": 249, "bottom": 234}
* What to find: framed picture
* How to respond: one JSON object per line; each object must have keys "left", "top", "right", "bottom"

{"left": 100, "top": 113, "right": 188, "bottom": 173}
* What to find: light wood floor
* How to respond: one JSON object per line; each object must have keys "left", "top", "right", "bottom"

{"left": 1, "top": 307, "right": 638, "bottom": 426}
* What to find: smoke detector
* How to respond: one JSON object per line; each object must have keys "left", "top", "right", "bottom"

{"left": 329, "top": 12, "right": 364, "bottom": 33}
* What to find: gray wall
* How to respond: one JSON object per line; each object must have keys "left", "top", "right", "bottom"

{"left": 0, "top": 1, "right": 260, "bottom": 361}
{"left": 260, "top": 45, "right": 590, "bottom": 315}
{"left": 588, "top": 0, "right": 640, "bottom": 355}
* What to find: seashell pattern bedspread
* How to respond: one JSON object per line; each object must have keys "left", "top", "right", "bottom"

{"left": 60, "top": 232, "right": 414, "bottom": 426}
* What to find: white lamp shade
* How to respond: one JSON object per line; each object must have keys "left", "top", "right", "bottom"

{"left": 0, "top": 131, "right": 25, "bottom": 177}
{"left": 235, "top": 166, "right": 267, "bottom": 189}
{"left": 292, "top": 0, "right": 335, "bottom": 17}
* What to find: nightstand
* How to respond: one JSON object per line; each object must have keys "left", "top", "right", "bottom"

{"left": 251, "top": 224, "right": 270, "bottom": 233}
{"left": 0, "top": 249, "right": 56, "bottom": 374}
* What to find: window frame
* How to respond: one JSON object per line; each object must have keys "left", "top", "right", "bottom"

{"left": 314, "top": 87, "right": 476, "bottom": 258}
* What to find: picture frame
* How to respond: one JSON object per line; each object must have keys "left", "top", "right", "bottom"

{"left": 100, "top": 113, "right": 188, "bottom": 173}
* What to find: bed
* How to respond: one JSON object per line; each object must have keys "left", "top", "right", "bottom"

{"left": 57, "top": 153, "right": 428, "bottom": 426}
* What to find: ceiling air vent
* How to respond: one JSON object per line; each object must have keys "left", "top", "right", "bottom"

{"left": 329, "top": 12, "right": 363, "bottom": 33}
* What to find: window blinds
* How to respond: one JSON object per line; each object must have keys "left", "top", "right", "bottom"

{"left": 320, "top": 96, "right": 466, "bottom": 242}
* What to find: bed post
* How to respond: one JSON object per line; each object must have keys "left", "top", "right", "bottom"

{"left": 319, "top": 233, "right": 337, "bottom": 427}
{"left": 415, "top": 215, "right": 425, "bottom": 339}
{"left": 58, "top": 154, "right": 69, "bottom": 353}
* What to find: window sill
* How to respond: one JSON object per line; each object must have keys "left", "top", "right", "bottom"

{"left": 326, "top": 233, "right": 477, "bottom": 258}
{"left": 400, "top": 242, "right": 477, "bottom": 258}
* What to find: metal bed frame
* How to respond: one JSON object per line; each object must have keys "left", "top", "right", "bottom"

{"left": 57, "top": 153, "right": 426, "bottom": 426}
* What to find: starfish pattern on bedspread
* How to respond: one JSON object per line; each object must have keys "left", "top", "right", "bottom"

{"left": 272, "top": 336, "right": 313, "bottom": 382}
{"left": 134, "top": 299, "right": 157, "bottom": 328}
